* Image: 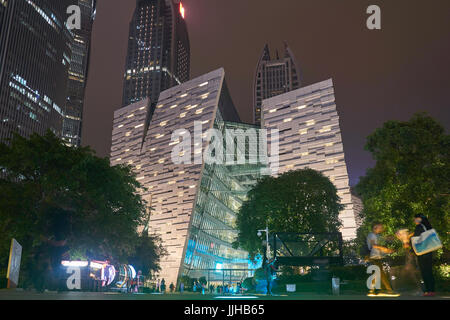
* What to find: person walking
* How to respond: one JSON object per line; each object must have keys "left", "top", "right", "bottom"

{"left": 411, "top": 214, "right": 436, "bottom": 297}
{"left": 367, "top": 222, "right": 398, "bottom": 296}
{"left": 180, "top": 282, "right": 184, "bottom": 293}
{"left": 160, "top": 278, "right": 166, "bottom": 293}
{"left": 169, "top": 282, "right": 175, "bottom": 293}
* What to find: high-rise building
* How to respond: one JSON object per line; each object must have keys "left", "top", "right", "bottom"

{"left": 261, "top": 79, "right": 357, "bottom": 239}
{"left": 0, "top": 0, "right": 74, "bottom": 143}
{"left": 253, "top": 42, "right": 302, "bottom": 126}
{"left": 111, "top": 69, "right": 266, "bottom": 285}
{"left": 122, "top": 0, "right": 190, "bottom": 109}
{"left": 62, "top": 0, "right": 97, "bottom": 147}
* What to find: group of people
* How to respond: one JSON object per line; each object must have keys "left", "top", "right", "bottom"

{"left": 366, "top": 214, "right": 436, "bottom": 297}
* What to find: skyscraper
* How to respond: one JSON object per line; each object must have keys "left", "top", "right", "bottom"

{"left": 122, "top": 0, "right": 190, "bottom": 108}
{"left": 0, "top": 0, "right": 74, "bottom": 143}
{"left": 261, "top": 79, "right": 357, "bottom": 239}
{"left": 253, "top": 42, "right": 302, "bottom": 126}
{"left": 62, "top": 0, "right": 97, "bottom": 147}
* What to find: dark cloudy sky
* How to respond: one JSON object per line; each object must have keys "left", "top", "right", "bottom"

{"left": 82, "top": 0, "right": 450, "bottom": 186}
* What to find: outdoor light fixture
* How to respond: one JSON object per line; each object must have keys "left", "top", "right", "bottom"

{"left": 257, "top": 223, "right": 270, "bottom": 256}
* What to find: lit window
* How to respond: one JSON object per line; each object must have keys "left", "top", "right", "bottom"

{"left": 283, "top": 118, "right": 292, "bottom": 123}
{"left": 269, "top": 109, "right": 277, "bottom": 113}
{"left": 306, "top": 120, "right": 315, "bottom": 126}
{"left": 199, "top": 82, "right": 208, "bottom": 87}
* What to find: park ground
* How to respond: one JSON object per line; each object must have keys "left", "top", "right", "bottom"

{"left": 0, "top": 289, "right": 449, "bottom": 300}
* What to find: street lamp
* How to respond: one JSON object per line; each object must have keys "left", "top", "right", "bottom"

{"left": 257, "top": 223, "right": 269, "bottom": 258}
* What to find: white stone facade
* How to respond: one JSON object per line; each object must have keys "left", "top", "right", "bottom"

{"left": 261, "top": 79, "right": 357, "bottom": 239}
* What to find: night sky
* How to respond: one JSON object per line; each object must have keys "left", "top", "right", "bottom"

{"left": 82, "top": 0, "right": 450, "bottom": 186}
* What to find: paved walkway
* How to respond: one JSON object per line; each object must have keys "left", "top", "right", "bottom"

{"left": 0, "top": 290, "right": 449, "bottom": 300}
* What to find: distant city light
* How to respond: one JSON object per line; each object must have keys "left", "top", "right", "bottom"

{"left": 215, "top": 262, "right": 223, "bottom": 271}
{"left": 179, "top": 2, "right": 185, "bottom": 19}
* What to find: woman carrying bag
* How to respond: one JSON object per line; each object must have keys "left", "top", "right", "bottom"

{"left": 410, "top": 214, "right": 441, "bottom": 297}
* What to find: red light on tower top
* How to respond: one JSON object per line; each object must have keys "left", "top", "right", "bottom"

{"left": 179, "top": 2, "right": 185, "bottom": 19}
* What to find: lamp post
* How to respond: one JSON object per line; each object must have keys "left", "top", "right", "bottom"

{"left": 257, "top": 223, "right": 269, "bottom": 258}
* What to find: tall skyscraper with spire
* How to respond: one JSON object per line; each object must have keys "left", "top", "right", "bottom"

{"left": 253, "top": 42, "right": 302, "bottom": 126}
{"left": 62, "top": 0, "right": 97, "bottom": 147}
{"left": 122, "top": 0, "right": 190, "bottom": 108}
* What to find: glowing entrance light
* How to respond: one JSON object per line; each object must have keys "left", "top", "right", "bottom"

{"left": 179, "top": 2, "right": 185, "bottom": 19}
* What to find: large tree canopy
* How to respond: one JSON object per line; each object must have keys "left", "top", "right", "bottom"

{"left": 355, "top": 113, "right": 449, "bottom": 249}
{"left": 0, "top": 132, "right": 164, "bottom": 285}
{"left": 234, "top": 169, "right": 343, "bottom": 259}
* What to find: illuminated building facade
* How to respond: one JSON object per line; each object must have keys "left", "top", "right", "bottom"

{"left": 62, "top": 0, "right": 97, "bottom": 147}
{"left": 111, "top": 69, "right": 266, "bottom": 285}
{"left": 262, "top": 79, "right": 357, "bottom": 239}
{"left": 122, "top": 0, "right": 190, "bottom": 108}
{"left": 253, "top": 42, "right": 302, "bottom": 126}
{"left": 0, "top": 0, "right": 74, "bottom": 143}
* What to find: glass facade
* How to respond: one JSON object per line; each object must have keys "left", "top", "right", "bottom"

{"left": 253, "top": 42, "right": 302, "bottom": 126}
{"left": 0, "top": 0, "right": 74, "bottom": 143}
{"left": 62, "top": 0, "right": 96, "bottom": 147}
{"left": 181, "top": 117, "right": 266, "bottom": 281}
{"left": 122, "top": 0, "right": 190, "bottom": 107}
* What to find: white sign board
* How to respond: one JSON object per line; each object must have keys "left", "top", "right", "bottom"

{"left": 7, "top": 239, "right": 22, "bottom": 287}
{"left": 286, "top": 284, "right": 296, "bottom": 292}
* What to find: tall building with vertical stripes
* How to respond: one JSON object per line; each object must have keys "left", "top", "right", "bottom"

{"left": 122, "top": 0, "right": 190, "bottom": 109}
{"left": 62, "top": 0, "right": 97, "bottom": 147}
{"left": 0, "top": 0, "right": 74, "bottom": 143}
{"left": 253, "top": 42, "right": 302, "bottom": 126}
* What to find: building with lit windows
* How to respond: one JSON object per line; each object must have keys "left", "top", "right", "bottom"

{"left": 0, "top": 0, "right": 74, "bottom": 143}
{"left": 62, "top": 0, "right": 97, "bottom": 147}
{"left": 261, "top": 79, "right": 357, "bottom": 239}
{"left": 122, "top": 0, "right": 190, "bottom": 109}
{"left": 111, "top": 68, "right": 267, "bottom": 286}
{"left": 253, "top": 42, "right": 302, "bottom": 126}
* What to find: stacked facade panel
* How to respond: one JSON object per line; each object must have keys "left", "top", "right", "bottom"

{"left": 261, "top": 79, "right": 357, "bottom": 239}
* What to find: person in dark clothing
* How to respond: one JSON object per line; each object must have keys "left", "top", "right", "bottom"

{"left": 411, "top": 214, "right": 435, "bottom": 296}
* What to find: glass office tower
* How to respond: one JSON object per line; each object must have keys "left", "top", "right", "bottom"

{"left": 253, "top": 42, "right": 302, "bottom": 126}
{"left": 62, "top": 0, "right": 97, "bottom": 147}
{"left": 122, "top": 0, "right": 190, "bottom": 107}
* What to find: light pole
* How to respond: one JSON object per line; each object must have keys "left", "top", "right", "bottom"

{"left": 257, "top": 223, "right": 269, "bottom": 258}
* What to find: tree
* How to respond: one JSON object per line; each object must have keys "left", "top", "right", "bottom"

{"left": 234, "top": 169, "right": 343, "bottom": 260}
{"left": 355, "top": 113, "right": 449, "bottom": 251}
{"left": 0, "top": 131, "right": 164, "bottom": 287}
